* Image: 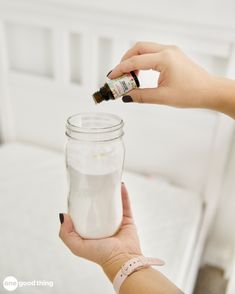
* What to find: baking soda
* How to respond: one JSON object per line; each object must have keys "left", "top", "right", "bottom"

{"left": 68, "top": 166, "right": 123, "bottom": 239}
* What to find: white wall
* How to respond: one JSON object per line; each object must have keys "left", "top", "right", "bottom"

{"left": 43, "top": 0, "right": 235, "bottom": 29}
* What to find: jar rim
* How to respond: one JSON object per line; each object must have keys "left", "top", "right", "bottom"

{"left": 66, "top": 112, "right": 124, "bottom": 135}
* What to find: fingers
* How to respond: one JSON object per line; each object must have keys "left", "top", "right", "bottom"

{"left": 122, "top": 87, "right": 168, "bottom": 104}
{"left": 121, "top": 42, "right": 167, "bottom": 62}
{"left": 109, "top": 53, "right": 163, "bottom": 79}
{"left": 121, "top": 183, "right": 133, "bottom": 219}
{"left": 59, "top": 213, "right": 85, "bottom": 256}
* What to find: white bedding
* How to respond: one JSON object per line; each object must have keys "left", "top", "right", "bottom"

{"left": 0, "top": 142, "right": 202, "bottom": 293}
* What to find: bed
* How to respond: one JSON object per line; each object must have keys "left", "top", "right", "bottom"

{"left": 0, "top": 142, "right": 202, "bottom": 293}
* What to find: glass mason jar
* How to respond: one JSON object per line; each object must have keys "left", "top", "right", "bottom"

{"left": 65, "top": 113, "right": 125, "bottom": 239}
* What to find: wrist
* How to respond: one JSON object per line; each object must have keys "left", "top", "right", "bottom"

{"left": 211, "top": 76, "right": 227, "bottom": 110}
{"left": 208, "top": 76, "right": 235, "bottom": 114}
{"left": 197, "top": 74, "right": 221, "bottom": 110}
{"left": 102, "top": 253, "right": 141, "bottom": 282}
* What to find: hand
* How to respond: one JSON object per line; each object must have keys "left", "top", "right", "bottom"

{"left": 108, "top": 41, "right": 218, "bottom": 110}
{"left": 59, "top": 183, "right": 142, "bottom": 280}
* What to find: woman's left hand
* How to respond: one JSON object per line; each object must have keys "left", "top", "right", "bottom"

{"left": 59, "top": 183, "right": 142, "bottom": 280}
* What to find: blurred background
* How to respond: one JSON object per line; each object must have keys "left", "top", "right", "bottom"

{"left": 0, "top": 0, "right": 235, "bottom": 293}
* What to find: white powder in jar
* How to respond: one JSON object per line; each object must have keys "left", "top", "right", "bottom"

{"left": 67, "top": 165, "right": 123, "bottom": 239}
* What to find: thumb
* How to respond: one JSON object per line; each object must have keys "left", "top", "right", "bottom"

{"left": 59, "top": 213, "right": 85, "bottom": 256}
{"left": 121, "top": 183, "right": 133, "bottom": 220}
{"left": 123, "top": 87, "right": 168, "bottom": 104}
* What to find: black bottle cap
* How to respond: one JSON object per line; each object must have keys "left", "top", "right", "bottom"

{"left": 130, "top": 71, "right": 140, "bottom": 87}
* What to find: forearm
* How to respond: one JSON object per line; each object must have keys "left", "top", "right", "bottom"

{"left": 120, "top": 268, "right": 183, "bottom": 294}
{"left": 102, "top": 254, "right": 183, "bottom": 294}
{"left": 210, "top": 76, "right": 235, "bottom": 119}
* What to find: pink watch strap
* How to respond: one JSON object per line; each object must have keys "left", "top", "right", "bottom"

{"left": 113, "top": 256, "right": 165, "bottom": 293}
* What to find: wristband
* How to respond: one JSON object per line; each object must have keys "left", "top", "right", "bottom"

{"left": 113, "top": 256, "right": 165, "bottom": 293}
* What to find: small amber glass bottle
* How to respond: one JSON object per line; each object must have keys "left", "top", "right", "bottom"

{"left": 93, "top": 71, "right": 140, "bottom": 104}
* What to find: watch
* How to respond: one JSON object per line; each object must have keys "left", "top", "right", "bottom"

{"left": 113, "top": 255, "right": 165, "bottom": 293}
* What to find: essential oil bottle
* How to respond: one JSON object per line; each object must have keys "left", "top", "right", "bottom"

{"left": 93, "top": 71, "right": 140, "bottom": 104}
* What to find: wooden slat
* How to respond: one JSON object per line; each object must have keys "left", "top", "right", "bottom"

{"left": 0, "top": 20, "right": 15, "bottom": 142}
{"left": 52, "top": 28, "right": 70, "bottom": 85}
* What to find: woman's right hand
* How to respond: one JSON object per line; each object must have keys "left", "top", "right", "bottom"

{"left": 108, "top": 42, "right": 220, "bottom": 110}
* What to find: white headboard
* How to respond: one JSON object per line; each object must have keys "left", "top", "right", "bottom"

{"left": 0, "top": 0, "right": 234, "bottom": 200}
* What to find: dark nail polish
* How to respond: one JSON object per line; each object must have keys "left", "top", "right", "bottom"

{"left": 122, "top": 95, "right": 133, "bottom": 103}
{"left": 59, "top": 213, "right": 64, "bottom": 224}
{"left": 121, "top": 181, "right": 124, "bottom": 184}
{"left": 106, "top": 70, "right": 112, "bottom": 77}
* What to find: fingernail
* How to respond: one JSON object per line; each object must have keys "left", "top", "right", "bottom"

{"left": 122, "top": 95, "right": 133, "bottom": 103}
{"left": 121, "top": 181, "right": 124, "bottom": 185}
{"left": 106, "top": 70, "right": 112, "bottom": 77}
{"left": 59, "top": 213, "right": 64, "bottom": 224}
